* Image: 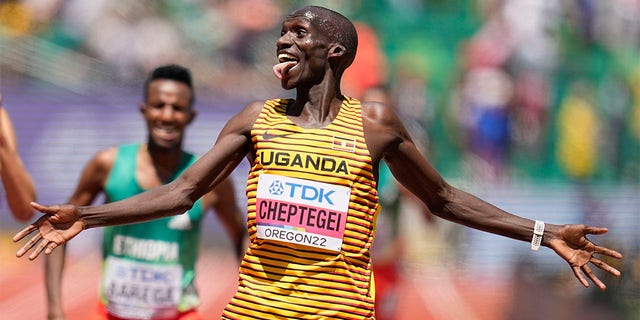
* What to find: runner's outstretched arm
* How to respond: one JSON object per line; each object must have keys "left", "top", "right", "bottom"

{"left": 362, "top": 100, "right": 623, "bottom": 290}
{"left": 13, "top": 101, "right": 261, "bottom": 260}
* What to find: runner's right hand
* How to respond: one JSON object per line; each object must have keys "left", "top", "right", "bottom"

{"left": 13, "top": 202, "right": 85, "bottom": 260}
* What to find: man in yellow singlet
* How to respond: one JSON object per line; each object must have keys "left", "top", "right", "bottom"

{"left": 14, "top": 6, "right": 623, "bottom": 320}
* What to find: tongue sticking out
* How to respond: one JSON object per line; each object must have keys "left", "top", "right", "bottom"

{"left": 272, "top": 61, "right": 298, "bottom": 79}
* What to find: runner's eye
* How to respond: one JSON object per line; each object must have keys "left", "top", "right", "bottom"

{"left": 173, "top": 105, "right": 189, "bottom": 113}
{"left": 294, "top": 28, "right": 306, "bottom": 38}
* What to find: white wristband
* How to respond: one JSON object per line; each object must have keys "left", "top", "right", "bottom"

{"left": 530, "top": 220, "right": 545, "bottom": 251}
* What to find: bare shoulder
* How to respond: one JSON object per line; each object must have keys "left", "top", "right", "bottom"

{"left": 360, "top": 100, "right": 407, "bottom": 162}
{"left": 239, "top": 100, "right": 267, "bottom": 118}
{"left": 360, "top": 100, "right": 391, "bottom": 123}
{"left": 94, "top": 146, "right": 117, "bottom": 163}
{"left": 71, "top": 146, "right": 118, "bottom": 192}
{"left": 90, "top": 146, "right": 118, "bottom": 172}
{"left": 223, "top": 100, "right": 267, "bottom": 134}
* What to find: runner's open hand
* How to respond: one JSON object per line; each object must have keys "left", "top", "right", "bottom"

{"left": 13, "top": 202, "right": 84, "bottom": 260}
{"left": 547, "top": 224, "right": 623, "bottom": 290}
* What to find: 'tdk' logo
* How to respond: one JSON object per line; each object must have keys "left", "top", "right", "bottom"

{"left": 268, "top": 179, "right": 335, "bottom": 205}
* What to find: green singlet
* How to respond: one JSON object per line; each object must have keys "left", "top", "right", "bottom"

{"left": 99, "top": 144, "right": 205, "bottom": 319}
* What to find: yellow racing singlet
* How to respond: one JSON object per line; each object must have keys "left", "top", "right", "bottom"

{"left": 222, "top": 98, "right": 380, "bottom": 319}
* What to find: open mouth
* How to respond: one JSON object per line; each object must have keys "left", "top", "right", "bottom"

{"left": 153, "top": 126, "right": 179, "bottom": 141}
{"left": 272, "top": 53, "right": 299, "bottom": 80}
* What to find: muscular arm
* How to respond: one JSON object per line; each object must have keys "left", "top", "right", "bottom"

{"left": 0, "top": 104, "right": 36, "bottom": 222}
{"left": 20, "top": 101, "right": 261, "bottom": 248}
{"left": 75, "top": 102, "right": 260, "bottom": 228}
{"left": 362, "top": 101, "right": 622, "bottom": 289}
{"left": 40, "top": 97, "right": 259, "bottom": 313}
{"left": 363, "top": 101, "right": 551, "bottom": 243}
{"left": 45, "top": 148, "right": 115, "bottom": 320}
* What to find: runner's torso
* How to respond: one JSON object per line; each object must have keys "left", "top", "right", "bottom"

{"left": 222, "top": 98, "right": 380, "bottom": 319}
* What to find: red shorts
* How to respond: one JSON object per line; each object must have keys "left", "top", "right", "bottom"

{"left": 89, "top": 302, "right": 203, "bottom": 320}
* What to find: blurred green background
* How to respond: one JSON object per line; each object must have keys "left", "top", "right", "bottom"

{"left": 0, "top": 1, "right": 638, "bottom": 319}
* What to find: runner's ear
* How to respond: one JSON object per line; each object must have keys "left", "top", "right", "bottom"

{"left": 328, "top": 44, "right": 346, "bottom": 59}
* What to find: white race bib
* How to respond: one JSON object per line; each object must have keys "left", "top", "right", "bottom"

{"left": 103, "top": 256, "right": 183, "bottom": 319}
{"left": 255, "top": 174, "right": 350, "bottom": 252}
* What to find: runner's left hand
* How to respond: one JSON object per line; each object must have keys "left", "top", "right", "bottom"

{"left": 547, "top": 224, "right": 623, "bottom": 290}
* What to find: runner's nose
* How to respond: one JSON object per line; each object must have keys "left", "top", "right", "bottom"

{"left": 159, "top": 105, "right": 175, "bottom": 121}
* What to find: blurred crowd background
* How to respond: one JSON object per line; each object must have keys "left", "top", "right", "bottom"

{"left": 0, "top": 0, "right": 638, "bottom": 319}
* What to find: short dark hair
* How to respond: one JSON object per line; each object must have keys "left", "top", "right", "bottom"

{"left": 292, "top": 6, "right": 358, "bottom": 71}
{"left": 143, "top": 64, "right": 195, "bottom": 106}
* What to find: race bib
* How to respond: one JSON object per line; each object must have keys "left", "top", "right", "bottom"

{"left": 103, "top": 256, "right": 183, "bottom": 319}
{"left": 256, "top": 174, "right": 350, "bottom": 252}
